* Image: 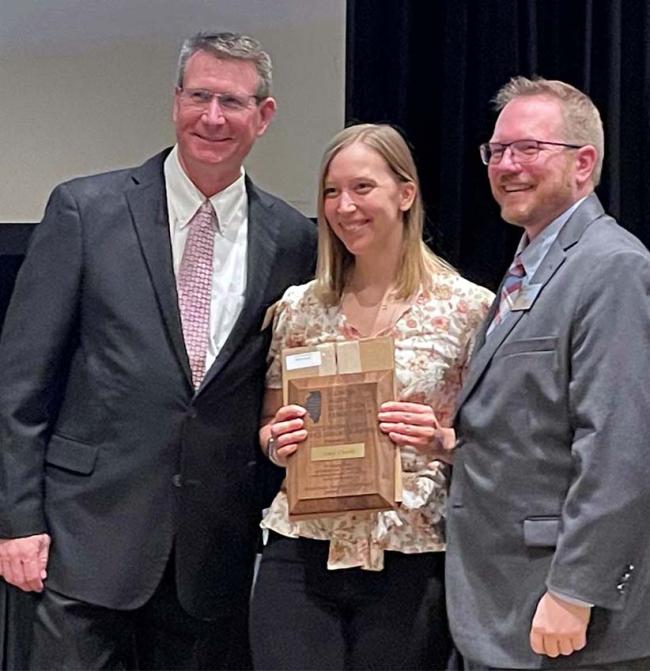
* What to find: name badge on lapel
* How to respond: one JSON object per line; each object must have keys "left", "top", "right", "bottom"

{"left": 511, "top": 284, "right": 542, "bottom": 311}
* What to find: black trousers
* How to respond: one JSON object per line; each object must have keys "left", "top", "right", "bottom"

{"left": 250, "top": 532, "right": 453, "bottom": 671}
{"left": 29, "top": 556, "right": 251, "bottom": 670}
{"left": 1, "top": 582, "right": 36, "bottom": 670}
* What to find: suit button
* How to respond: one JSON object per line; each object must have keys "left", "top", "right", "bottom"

{"left": 172, "top": 474, "right": 182, "bottom": 487}
{"left": 188, "top": 408, "right": 198, "bottom": 419}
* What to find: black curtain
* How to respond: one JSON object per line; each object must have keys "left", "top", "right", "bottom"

{"left": 347, "top": 0, "right": 650, "bottom": 289}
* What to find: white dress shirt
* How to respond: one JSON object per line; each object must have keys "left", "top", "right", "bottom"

{"left": 164, "top": 145, "right": 248, "bottom": 368}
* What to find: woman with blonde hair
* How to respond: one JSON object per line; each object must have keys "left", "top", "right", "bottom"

{"left": 250, "top": 123, "right": 493, "bottom": 670}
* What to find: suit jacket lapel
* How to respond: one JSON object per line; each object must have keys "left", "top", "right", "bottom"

{"left": 199, "top": 178, "right": 279, "bottom": 390}
{"left": 455, "top": 194, "right": 606, "bottom": 415}
{"left": 455, "top": 306, "right": 527, "bottom": 412}
{"left": 125, "top": 150, "right": 193, "bottom": 388}
{"left": 470, "top": 279, "right": 502, "bottom": 355}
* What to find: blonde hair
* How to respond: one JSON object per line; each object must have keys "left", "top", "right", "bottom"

{"left": 315, "top": 123, "right": 455, "bottom": 306}
{"left": 494, "top": 76, "right": 604, "bottom": 185}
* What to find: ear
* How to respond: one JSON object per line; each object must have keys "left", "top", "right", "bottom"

{"left": 172, "top": 86, "right": 182, "bottom": 124}
{"left": 255, "top": 97, "right": 277, "bottom": 137}
{"left": 574, "top": 145, "right": 598, "bottom": 186}
{"left": 399, "top": 181, "right": 417, "bottom": 211}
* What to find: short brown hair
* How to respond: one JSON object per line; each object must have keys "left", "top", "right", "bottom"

{"left": 493, "top": 76, "right": 604, "bottom": 185}
{"left": 176, "top": 31, "right": 272, "bottom": 98}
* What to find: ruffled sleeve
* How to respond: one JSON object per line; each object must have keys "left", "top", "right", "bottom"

{"left": 265, "top": 282, "right": 316, "bottom": 390}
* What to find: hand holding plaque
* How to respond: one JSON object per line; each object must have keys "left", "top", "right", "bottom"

{"left": 266, "top": 405, "right": 307, "bottom": 466}
{"left": 377, "top": 401, "right": 456, "bottom": 464}
{"left": 281, "top": 337, "right": 401, "bottom": 520}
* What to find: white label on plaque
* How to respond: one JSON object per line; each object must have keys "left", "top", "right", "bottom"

{"left": 285, "top": 351, "right": 322, "bottom": 371}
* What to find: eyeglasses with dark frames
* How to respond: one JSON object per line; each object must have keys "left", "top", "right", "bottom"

{"left": 479, "top": 139, "right": 585, "bottom": 165}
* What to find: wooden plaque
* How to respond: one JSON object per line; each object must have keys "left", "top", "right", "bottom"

{"left": 286, "top": 370, "right": 396, "bottom": 519}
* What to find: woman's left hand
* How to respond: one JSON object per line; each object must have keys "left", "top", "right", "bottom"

{"left": 377, "top": 401, "right": 456, "bottom": 463}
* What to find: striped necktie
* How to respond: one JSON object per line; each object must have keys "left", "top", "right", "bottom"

{"left": 492, "top": 254, "right": 526, "bottom": 327}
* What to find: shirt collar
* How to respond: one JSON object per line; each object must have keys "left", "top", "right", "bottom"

{"left": 164, "top": 145, "right": 247, "bottom": 234}
{"left": 515, "top": 196, "right": 587, "bottom": 276}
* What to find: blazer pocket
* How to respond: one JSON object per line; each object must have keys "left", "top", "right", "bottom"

{"left": 500, "top": 336, "right": 558, "bottom": 357}
{"left": 523, "top": 516, "right": 560, "bottom": 547}
{"left": 45, "top": 434, "right": 99, "bottom": 475}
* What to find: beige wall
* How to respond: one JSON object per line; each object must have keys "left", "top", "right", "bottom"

{"left": 0, "top": 10, "right": 345, "bottom": 221}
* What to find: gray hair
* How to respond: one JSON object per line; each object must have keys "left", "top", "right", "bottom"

{"left": 176, "top": 31, "right": 272, "bottom": 98}
{"left": 493, "top": 76, "right": 604, "bottom": 185}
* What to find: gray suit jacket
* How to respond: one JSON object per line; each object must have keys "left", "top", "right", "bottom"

{"left": 446, "top": 194, "right": 650, "bottom": 668}
{"left": 0, "top": 149, "right": 316, "bottom": 617}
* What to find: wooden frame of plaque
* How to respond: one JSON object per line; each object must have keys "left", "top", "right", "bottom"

{"left": 286, "top": 370, "right": 396, "bottom": 519}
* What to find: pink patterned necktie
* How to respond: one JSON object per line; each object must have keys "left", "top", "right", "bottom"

{"left": 177, "top": 200, "right": 217, "bottom": 388}
{"left": 492, "top": 254, "right": 526, "bottom": 327}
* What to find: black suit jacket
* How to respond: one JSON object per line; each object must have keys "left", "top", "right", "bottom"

{"left": 0, "top": 150, "right": 316, "bottom": 618}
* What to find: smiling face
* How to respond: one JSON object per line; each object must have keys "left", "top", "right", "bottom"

{"left": 322, "top": 142, "right": 415, "bottom": 260}
{"left": 488, "top": 95, "right": 586, "bottom": 239}
{"left": 173, "top": 50, "right": 276, "bottom": 194}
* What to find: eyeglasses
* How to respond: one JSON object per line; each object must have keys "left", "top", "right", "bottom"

{"left": 479, "top": 139, "right": 584, "bottom": 165}
{"left": 178, "top": 88, "right": 260, "bottom": 113}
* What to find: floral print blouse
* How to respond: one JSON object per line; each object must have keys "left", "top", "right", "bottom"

{"left": 261, "top": 273, "right": 494, "bottom": 570}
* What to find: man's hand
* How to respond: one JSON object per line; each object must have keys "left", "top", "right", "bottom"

{"left": 530, "top": 591, "right": 590, "bottom": 658}
{"left": 0, "top": 534, "right": 51, "bottom": 592}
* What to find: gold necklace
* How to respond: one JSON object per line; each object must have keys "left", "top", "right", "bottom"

{"left": 342, "top": 286, "right": 406, "bottom": 337}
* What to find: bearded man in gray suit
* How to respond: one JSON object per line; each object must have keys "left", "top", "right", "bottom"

{"left": 445, "top": 77, "right": 650, "bottom": 669}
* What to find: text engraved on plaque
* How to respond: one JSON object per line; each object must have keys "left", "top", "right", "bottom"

{"left": 286, "top": 370, "right": 396, "bottom": 518}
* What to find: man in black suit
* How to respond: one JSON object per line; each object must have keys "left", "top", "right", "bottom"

{"left": 0, "top": 31, "right": 316, "bottom": 669}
